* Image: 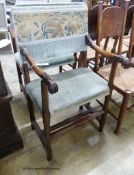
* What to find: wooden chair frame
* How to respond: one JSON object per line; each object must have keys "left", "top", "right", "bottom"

{"left": 9, "top": 28, "right": 24, "bottom": 92}
{"left": 127, "top": 5, "right": 134, "bottom": 59}
{"left": 87, "top": 0, "right": 134, "bottom": 135}
{"left": 108, "top": 5, "right": 134, "bottom": 134}
{"left": 95, "top": 0, "right": 129, "bottom": 71}
{"left": 87, "top": 0, "right": 128, "bottom": 70}
{"left": 19, "top": 34, "right": 130, "bottom": 160}
{"left": 94, "top": 4, "right": 134, "bottom": 135}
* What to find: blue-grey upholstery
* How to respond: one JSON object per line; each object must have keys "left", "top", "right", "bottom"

{"left": 26, "top": 68, "right": 109, "bottom": 117}
{"left": 11, "top": 3, "right": 88, "bottom": 68}
{"left": 15, "top": 51, "right": 74, "bottom": 69}
{"left": 12, "top": 3, "right": 110, "bottom": 120}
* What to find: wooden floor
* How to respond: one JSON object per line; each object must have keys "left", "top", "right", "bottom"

{"left": 0, "top": 48, "right": 134, "bottom": 175}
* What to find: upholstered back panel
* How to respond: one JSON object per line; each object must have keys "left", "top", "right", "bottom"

{"left": 11, "top": 3, "right": 88, "bottom": 66}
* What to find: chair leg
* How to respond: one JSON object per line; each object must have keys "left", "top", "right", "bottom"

{"left": 59, "top": 66, "right": 62, "bottom": 73}
{"left": 16, "top": 63, "right": 23, "bottom": 92}
{"left": 114, "top": 92, "right": 130, "bottom": 135}
{"left": 26, "top": 95, "right": 36, "bottom": 130}
{"left": 42, "top": 112, "right": 52, "bottom": 161}
{"left": 99, "top": 95, "right": 110, "bottom": 132}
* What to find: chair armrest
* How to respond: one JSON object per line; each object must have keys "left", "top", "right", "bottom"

{"left": 20, "top": 47, "right": 58, "bottom": 94}
{"left": 85, "top": 35, "right": 130, "bottom": 68}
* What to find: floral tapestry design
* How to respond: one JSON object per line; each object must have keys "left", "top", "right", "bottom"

{"left": 13, "top": 10, "right": 88, "bottom": 42}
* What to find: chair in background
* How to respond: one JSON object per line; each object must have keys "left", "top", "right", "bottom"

{"left": 87, "top": 1, "right": 111, "bottom": 64}
{"left": 122, "top": 4, "right": 134, "bottom": 56}
{"left": 11, "top": 3, "right": 128, "bottom": 160}
{"left": 87, "top": 0, "right": 128, "bottom": 69}
{"left": 97, "top": 3, "right": 134, "bottom": 135}
{"left": 122, "top": 5, "right": 134, "bottom": 110}
{"left": 109, "top": 0, "right": 134, "bottom": 55}
{"left": 127, "top": 5, "right": 134, "bottom": 59}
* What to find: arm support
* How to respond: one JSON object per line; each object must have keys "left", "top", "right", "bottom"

{"left": 85, "top": 35, "right": 130, "bottom": 68}
{"left": 20, "top": 47, "right": 58, "bottom": 94}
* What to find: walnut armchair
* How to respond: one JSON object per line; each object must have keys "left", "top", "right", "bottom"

{"left": 19, "top": 33, "right": 130, "bottom": 160}
{"left": 11, "top": 3, "right": 131, "bottom": 161}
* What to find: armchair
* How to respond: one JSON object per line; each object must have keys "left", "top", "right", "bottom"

{"left": 95, "top": 4, "right": 134, "bottom": 134}
{"left": 12, "top": 3, "right": 129, "bottom": 160}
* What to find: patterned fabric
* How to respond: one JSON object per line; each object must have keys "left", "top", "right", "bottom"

{"left": 11, "top": 3, "right": 88, "bottom": 68}
{"left": 12, "top": 9, "right": 88, "bottom": 43}
{"left": 26, "top": 68, "right": 109, "bottom": 117}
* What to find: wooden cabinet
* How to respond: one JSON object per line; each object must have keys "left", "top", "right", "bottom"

{"left": 0, "top": 62, "right": 23, "bottom": 158}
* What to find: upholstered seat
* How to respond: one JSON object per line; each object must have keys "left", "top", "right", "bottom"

{"left": 26, "top": 68, "right": 109, "bottom": 116}
{"left": 99, "top": 61, "right": 134, "bottom": 92}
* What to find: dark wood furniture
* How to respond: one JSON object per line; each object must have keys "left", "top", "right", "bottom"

{"left": 94, "top": 1, "right": 128, "bottom": 68}
{"left": 87, "top": 0, "right": 128, "bottom": 69}
{"left": 0, "top": 62, "right": 23, "bottom": 158}
{"left": 12, "top": 3, "right": 130, "bottom": 161}
{"left": 126, "top": 5, "right": 134, "bottom": 59}
{"left": 19, "top": 35, "right": 130, "bottom": 161}
{"left": 9, "top": 28, "right": 24, "bottom": 92}
{"left": 97, "top": 4, "right": 134, "bottom": 134}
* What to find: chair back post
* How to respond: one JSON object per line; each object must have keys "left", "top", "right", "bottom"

{"left": 78, "top": 51, "right": 87, "bottom": 67}
{"left": 88, "top": 0, "right": 93, "bottom": 10}
{"left": 108, "top": 59, "right": 118, "bottom": 93}
{"left": 117, "top": 0, "right": 129, "bottom": 54}
{"left": 127, "top": 6, "right": 134, "bottom": 59}
{"left": 9, "top": 28, "right": 17, "bottom": 53}
{"left": 94, "top": 1, "right": 104, "bottom": 72}
{"left": 97, "top": 1, "right": 103, "bottom": 45}
{"left": 22, "top": 63, "right": 30, "bottom": 85}
{"left": 88, "top": 0, "right": 92, "bottom": 33}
